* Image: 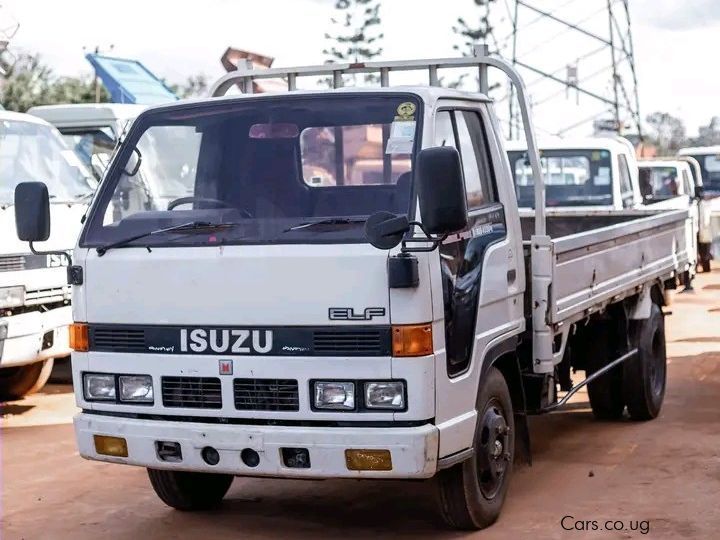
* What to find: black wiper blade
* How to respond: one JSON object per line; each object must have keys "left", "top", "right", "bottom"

{"left": 96, "top": 221, "right": 232, "bottom": 256}
{"left": 283, "top": 217, "right": 366, "bottom": 232}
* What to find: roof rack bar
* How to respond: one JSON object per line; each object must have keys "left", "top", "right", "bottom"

{"left": 287, "top": 73, "right": 297, "bottom": 91}
{"left": 380, "top": 67, "right": 389, "bottom": 87}
{"left": 333, "top": 70, "right": 343, "bottom": 89}
{"left": 429, "top": 65, "right": 439, "bottom": 86}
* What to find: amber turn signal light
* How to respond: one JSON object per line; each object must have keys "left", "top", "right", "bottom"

{"left": 70, "top": 323, "right": 89, "bottom": 352}
{"left": 392, "top": 324, "right": 433, "bottom": 357}
{"left": 94, "top": 435, "right": 128, "bottom": 457}
{"left": 345, "top": 449, "right": 392, "bottom": 471}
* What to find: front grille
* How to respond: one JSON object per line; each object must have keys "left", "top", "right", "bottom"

{"left": 0, "top": 254, "right": 48, "bottom": 272}
{"left": 0, "top": 256, "right": 25, "bottom": 272}
{"left": 24, "top": 286, "right": 70, "bottom": 304}
{"left": 162, "top": 377, "right": 222, "bottom": 409}
{"left": 313, "top": 329, "right": 389, "bottom": 355}
{"left": 234, "top": 378, "right": 299, "bottom": 411}
{"left": 91, "top": 327, "right": 146, "bottom": 352}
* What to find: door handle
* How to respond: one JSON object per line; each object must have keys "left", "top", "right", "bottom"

{"left": 507, "top": 268, "right": 517, "bottom": 284}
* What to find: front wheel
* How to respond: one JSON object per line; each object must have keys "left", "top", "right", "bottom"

{"left": 0, "top": 359, "right": 54, "bottom": 401}
{"left": 147, "top": 469, "right": 233, "bottom": 511}
{"left": 435, "top": 367, "right": 514, "bottom": 530}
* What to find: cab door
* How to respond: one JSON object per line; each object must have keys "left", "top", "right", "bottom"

{"left": 432, "top": 103, "right": 525, "bottom": 457}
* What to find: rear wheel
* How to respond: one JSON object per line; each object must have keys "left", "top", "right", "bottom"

{"left": 586, "top": 324, "right": 625, "bottom": 420}
{"left": 0, "top": 359, "right": 54, "bottom": 401}
{"left": 147, "top": 468, "right": 233, "bottom": 511}
{"left": 624, "top": 303, "right": 666, "bottom": 420}
{"left": 435, "top": 367, "right": 514, "bottom": 530}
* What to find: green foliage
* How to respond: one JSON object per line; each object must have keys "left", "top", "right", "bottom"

{"left": 453, "top": 0, "right": 497, "bottom": 56}
{"left": 167, "top": 74, "right": 209, "bottom": 99}
{"left": 323, "top": 0, "right": 383, "bottom": 83}
{"left": 0, "top": 53, "right": 108, "bottom": 112}
{"left": 645, "top": 111, "right": 687, "bottom": 154}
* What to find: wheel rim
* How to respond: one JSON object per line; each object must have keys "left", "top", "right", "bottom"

{"left": 476, "top": 398, "right": 511, "bottom": 499}
{"left": 649, "top": 328, "right": 666, "bottom": 396}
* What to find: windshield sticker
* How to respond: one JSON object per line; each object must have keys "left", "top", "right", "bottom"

{"left": 595, "top": 166, "right": 611, "bottom": 185}
{"left": 386, "top": 120, "right": 416, "bottom": 155}
{"left": 394, "top": 101, "right": 416, "bottom": 121}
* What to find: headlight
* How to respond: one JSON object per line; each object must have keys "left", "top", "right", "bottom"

{"left": 313, "top": 381, "right": 355, "bottom": 410}
{"left": 0, "top": 286, "right": 25, "bottom": 309}
{"left": 364, "top": 381, "right": 405, "bottom": 410}
{"left": 83, "top": 373, "right": 116, "bottom": 401}
{"left": 118, "top": 375, "right": 153, "bottom": 403}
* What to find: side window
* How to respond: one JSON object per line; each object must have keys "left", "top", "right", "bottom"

{"left": 618, "top": 154, "right": 634, "bottom": 208}
{"left": 681, "top": 169, "right": 693, "bottom": 197}
{"left": 455, "top": 111, "right": 496, "bottom": 209}
{"left": 433, "top": 111, "right": 457, "bottom": 148}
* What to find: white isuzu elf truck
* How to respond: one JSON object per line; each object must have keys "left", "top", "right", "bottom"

{"left": 1, "top": 110, "right": 95, "bottom": 400}
{"left": 14, "top": 51, "right": 690, "bottom": 530}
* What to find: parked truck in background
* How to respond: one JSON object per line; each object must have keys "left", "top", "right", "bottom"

{"left": 678, "top": 146, "right": 720, "bottom": 263}
{"left": 506, "top": 136, "right": 642, "bottom": 210}
{"left": 507, "top": 137, "right": 698, "bottom": 287}
{"left": 639, "top": 158, "right": 711, "bottom": 273}
{"left": 14, "top": 52, "right": 692, "bottom": 530}
{"left": 1, "top": 110, "right": 95, "bottom": 400}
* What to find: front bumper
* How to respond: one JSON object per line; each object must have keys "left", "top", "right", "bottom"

{"left": 74, "top": 412, "right": 439, "bottom": 479}
{"left": 0, "top": 305, "right": 72, "bottom": 367}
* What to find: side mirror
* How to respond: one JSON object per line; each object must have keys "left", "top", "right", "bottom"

{"left": 416, "top": 147, "right": 468, "bottom": 234}
{"left": 15, "top": 182, "right": 51, "bottom": 242}
{"left": 364, "top": 211, "right": 410, "bottom": 250}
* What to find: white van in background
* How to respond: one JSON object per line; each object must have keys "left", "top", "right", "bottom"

{"left": 0, "top": 110, "right": 95, "bottom": 399}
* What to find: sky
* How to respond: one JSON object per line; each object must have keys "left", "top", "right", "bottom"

{"left": 2, "top": 0, "right": 719, "bottom": 138}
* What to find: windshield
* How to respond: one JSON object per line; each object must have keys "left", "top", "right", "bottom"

{"left": 638, "top": 166, "right": 679, "bottom": 201}
{"left": 508, "top": 148, "right": 613, "bottom": 207}
{"left": 690, "top": 154, "right": 720, "bottom": 192}
{"left": 60, "top": 126, "right": 117, "bottom": 179}
{"left": 0, "top": 118, "right": 95, "bottom": 204}
{"left": 82, "top": 94, "right": 419, "bottom": 248}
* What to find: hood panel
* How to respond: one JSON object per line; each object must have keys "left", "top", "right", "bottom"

{"left": 83, "top": 243, "right": 391, "bottom": 326}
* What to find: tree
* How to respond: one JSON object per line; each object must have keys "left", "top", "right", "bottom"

{"left": 453, "top": 0, "right": 497, "bottom": 56}
{"left": 449, "top": 0, "right": 498, "bottom": 90}
{"left": 694, "top": 116, "right": 720, "bottom": 146}
{"left": 0, "top": 53, "right": 108, "bottom": 112}
{"left": 645, "top": 111, "right": 687, "bottom": 154}
{"left": 323, "top": 0, "right": 383, "bottom": 83}
{"left": 168, "top": 74, "right": 209, "bottom": 99}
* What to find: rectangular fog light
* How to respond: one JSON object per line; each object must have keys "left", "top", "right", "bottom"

{"left": 94, "top": 435, "right": 128, "bottom": 457}
{"left": 345, "top": 449, "right": 392, "bottom": 471}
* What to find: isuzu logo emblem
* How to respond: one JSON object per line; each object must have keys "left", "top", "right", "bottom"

{"left": 218, "top": 359, "right": 233, "bottom": 376}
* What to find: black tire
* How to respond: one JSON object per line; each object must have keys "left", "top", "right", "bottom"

{"left": 147, "top": 468, "right": 233, "bottom": 511}
{"left": 0, "top": 359, "right": 54, "bottom": 401}
{"left": 586, "top": 323, "right": 625, "bottom": 420}
{"left": 435, "top": 367, "right": 514, "bottom": 530}
{"left": 623, "top": 303, "right": 666, "bottom": 421}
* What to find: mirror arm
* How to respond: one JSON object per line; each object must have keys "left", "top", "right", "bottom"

{"left": 400, "top": 221, "right": 448, "bottom": 253}
{"left": 28, "top": 242, "right": 83, "bottom": 286}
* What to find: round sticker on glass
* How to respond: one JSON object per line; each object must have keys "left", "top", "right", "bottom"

{"left": 395, "top": 102, "right": 416, "bottom": 121}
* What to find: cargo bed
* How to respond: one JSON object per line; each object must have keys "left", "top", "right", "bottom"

{"left": 524, "top": 207, "right": 692, "bottom": 372}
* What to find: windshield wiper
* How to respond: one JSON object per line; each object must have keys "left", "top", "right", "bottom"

{"left": 283, "top": 217, "right": 367, "bottom": 232}
{"left": 96, "top": 221, "right": 234, "bottom": 256}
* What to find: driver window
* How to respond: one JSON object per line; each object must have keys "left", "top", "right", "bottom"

{"left": 103, "top": 126, "right": 201, "bottom": 225}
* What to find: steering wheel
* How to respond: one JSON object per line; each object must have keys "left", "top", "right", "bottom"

{"left": 167, "top": 196, "right": 253, "bottom": 217}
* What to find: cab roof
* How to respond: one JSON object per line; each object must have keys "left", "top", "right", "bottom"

{"left": 27, "top": 103, "right": 146, "bottom": 127}
{"left": 0, "top": 109, "right": 54, "bottom": 126}
{"left": 137, "top": 85, "right": 492, "bottom": 117}
{"left": 506, "top": 136, "right": 635, "bottom": 154}
{"left": 678, "top": 145, "right": 720, "bottom": 156}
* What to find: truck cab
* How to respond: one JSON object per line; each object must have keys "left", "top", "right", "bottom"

{"left": 13, "top": 54, "right": 688, "bottom": 531}
{"left": 1, "top": 110, "right": 95, "bottom": 399}
{"left": 28, "top": 103, "right": 146, "bottom": 178}
{"left": 506, "top": 136, "right": 642, "bottom": 211}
